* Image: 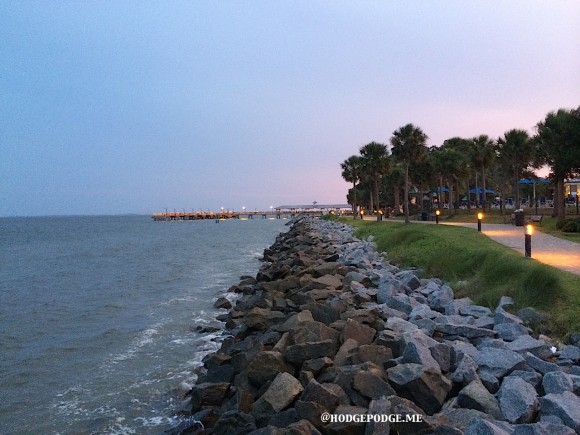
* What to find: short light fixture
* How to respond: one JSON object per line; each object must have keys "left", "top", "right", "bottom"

{"left": 525, "top": 224, "right": 533, "bottom": 258}
{"left": 477, "top": 212, "right": 484, "bottom": 232}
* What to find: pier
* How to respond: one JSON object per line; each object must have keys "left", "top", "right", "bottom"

{"left": 151, "top": 204, "right": 352, "bottom": 221}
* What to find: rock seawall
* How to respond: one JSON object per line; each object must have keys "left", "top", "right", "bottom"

{"left": 175, "top": 218, "right": 580, "bottom": 434}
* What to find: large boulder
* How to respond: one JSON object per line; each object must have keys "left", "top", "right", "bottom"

{"left": 542, "top": 371, "right": 574, "bottom": 395}
{"left": 539, "top": 391, "right": 580, "bottom": 433}
{"left": 247, "top": 351, "right": 294, "bottom": 386}
{"left": 497, "top": 376, "right": 539, "bottom": 424}
{"left": 457, "top": 379, "right": 504, "bottom": 420}
{"left": 474, "top": 347, "right": 526, "bottom": 379}
{"left": 259, "top": 372, "right": 303, "bottom": 412}
{"left": 387, "top": 363, "right": 451, "bottom": 415}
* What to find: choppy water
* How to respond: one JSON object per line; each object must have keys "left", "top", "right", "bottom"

{"left": 0, "top": 215, "right": 287, "bottom": 434}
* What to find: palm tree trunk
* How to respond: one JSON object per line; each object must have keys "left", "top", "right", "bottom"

{"left": 374, "top": 178, "right": 380, "bottom": 213}
{"left": 394, "top": 185, "right": 400, "bottom": 216}
{"left": 438, "top": 175, "right": 443, "bottom": 209}
{"left": 474, "top": 172, "right": 479, "bottom": 209}
{"left": 514, "top": 170, "right": 520, "bottom": 209}
{"left": 481, "top": 164, "right": 487, "bottom": 211}
{"left": 352, "top": 181, "right": 357, "bottom": 219}
{"left": 404, "top": 163, "right": 410, "bottom": 223}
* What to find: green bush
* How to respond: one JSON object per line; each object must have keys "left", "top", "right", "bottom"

{"left": 562, "top": 220, "right": 580, "bottom": 233}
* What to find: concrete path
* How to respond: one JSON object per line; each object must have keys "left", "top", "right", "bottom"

{"left": 437, "top": 221, "right": 580, "bottom": 276}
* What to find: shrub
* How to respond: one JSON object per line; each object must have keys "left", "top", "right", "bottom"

{"left": 562, "top": 220, "right": 580, "bottom": 233}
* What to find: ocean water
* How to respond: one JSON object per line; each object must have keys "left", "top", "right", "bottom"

{"left": 0, "top": 215, "right": 287, "bottom": 434}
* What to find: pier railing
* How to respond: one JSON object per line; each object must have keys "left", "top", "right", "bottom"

{"left": 150, "top": 210, "right": 335, "bottom": 221}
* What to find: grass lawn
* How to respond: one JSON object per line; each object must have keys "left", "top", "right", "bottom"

{"left": 334, "top": 216, "right": 580, "bottom": 342}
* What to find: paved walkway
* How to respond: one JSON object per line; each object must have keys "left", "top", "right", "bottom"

{"left": 434, "top": 221, "right": 580, "bottom": 276}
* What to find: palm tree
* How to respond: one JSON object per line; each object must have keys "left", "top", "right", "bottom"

{"left": 359, "top": 142, "right": 390, "bottom": 213}
{"left": 535, "top": 107, "right": 580, "bottom": 219}
{"left": 471, "top": 135, "right": 496, "bottom": 211}
{"left": 441, "top": 137, "right": 472, "bottom": 210}
{"left": 496, "top": 129, "right": 535, "bottom": 210}
{"left": 390, "top": 124, "right": 428, "bottom": 223}
{"left": 341, "top": 155, "right": 362, "bottom": 218}
{"left": 383, "top": 161, "right": 405, "bottom": 215}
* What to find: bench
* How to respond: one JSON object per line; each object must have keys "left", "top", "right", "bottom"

{"left": 529, "top": 215, "right": 543, "bottom": 226}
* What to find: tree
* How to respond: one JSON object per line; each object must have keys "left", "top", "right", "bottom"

{"left": 382, "top": 160, "right": 405, "bottom": 215}
{"left": 535, "top": 107, "right": 580, "bottom": 219}
{"left": 390, "top": 124, "right": 428, "bottom": 223}
{"left": 341, "top": 155, "right": 363, "bottom": 218}
{"left": 359, "top": 142, "right": 390, "bottom": 213}
{"left": 441, "top": 137, "right": 472, "bottom": 212}
{"left": 471, "top": 135, "right": 496, "bottom": 211}
{"left": 496, "top": 129, "right": 535, "bottom": 210}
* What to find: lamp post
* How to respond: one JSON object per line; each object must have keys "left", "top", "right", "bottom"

{"left": 435, "top": 209, "right": 440, "bottom": 224}
{"left": 360, "top": 209, "right": 364, "bottom": 220}
{"left": 477, "top": 212, "right": 483, "bottom": 232}
{"left": 525, "top": 224, "right": 533, "bottom": 258}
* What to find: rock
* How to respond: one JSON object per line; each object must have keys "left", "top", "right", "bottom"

{"left": 474, "top": 347, "right": 526, "bottom": 379}
{"left": 254, "top": 372, "right": 303, "bottom": 413}
{"left": 365, "top": 398, "right": 390, "bottom": 435}
{"left": 385, "top": 317, "right": 419, "bottom": 334}
{"left": 479, "top": 371, "right": 500, "bottom": 394}
{"left": 353, "top": 371, "right": 396, "bottom": 399}
{"left": 284, "top": 340, "right": 337, "bottom": 364}
{"left": 517, "top": 307, "right": 548, "bottom": 326}
{"left": 275, "top": 310, "right": 315, "bottom": 332}
{"left": 427, "top": 284, "right": 455, "bottom": 311}
{"left": 524, "top": 352, "right": 560, "bottom": 375}
{"left": 214, "top": 296, "right": 233, "bottom": 309}
{"left": 333, "top": 338, "right": 359, "bottom": 366}
{"left": 560, "top": 345, "right": 580, "bottom": 362}
{"left": 244, "top": 307, "right": 286, "bottom": 330}
{"left": 539, "top": 391, "right": 580, "bottom": 433}
{"left": 512, "top": 421, "right": 575, "bottom": 435}
{"left": 310, "top": 274, "right": 343, "bottom": 290}
{"left": 451, "top": 353, "right": 479, "bottom": 386}
{"left": 507, "top": 335, "right": 553, "bottom": 359}
{"left": 396, "top": 270, "right": 422, "bottom": 290}
{"left": 465, "top": 418, "right": 513, "bottom": 435}
{"left": 457, "top": 379, "right": 504, "bottom": 420}
{"left": 342, "top": 318, "right": 376, "bottom": 345}
{"left": 497, "top": 376, "right": 539, "bottom": 424}
{"left": 386, "top": 396, "right": 434, "bottom": 434}
{"left": 435, "top": 322, "right": 496, "bottom": 339}
{"left": 433, "top": 408, "right": 496, "bottom": 433}
{"left": 381, "top": 293, "right": 417, "bottom": 315}
{"left": 493, "top": 322, "right": 530, "bottom": 341}
{"left": 343, "top": 270, "right": 371, "bottom": 288}
{"left": 247, "top": 351, "right": 294, "bottom": 386}
{"left": 190, "top": 382, "right": 230, "bottom": 411}
{"left": 494, "top": 307, "right": 523, "bottom": 325}
{"left": 387, "top": 363, "right": 452, "bottom": 415}
{"left": 509, "top": 370, "right": 543, "bottom": 390}
{"left": 430, "top": 342, "right": 452, "bottom": 373}
{"left": 300, "top": 379, "right": 348, "bottom": 412}
{"left": 460, "top": 305, "right": 492, "bottom": 318}
{"left": 497, "top": 296, "right": 514, "bottom": 309}
{"left": 402, "top": 340, "right": 441, "bottom": 370}
{"left": 212, "top": 410, "right": 256, "bottom": 435}
{"left": 542, "top": 371, "right": 573, "bottom": 394}
{"left": 294, "top": 400, "right": 328, "bottom": 429}
{"left": 324, "top": 405, "right": 367, "bottom": 435}
{"left": 353, "top": 344, "right": 393, "bottom": 367}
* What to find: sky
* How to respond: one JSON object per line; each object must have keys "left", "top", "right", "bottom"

{"left": 1, "top": 1, "right": 579, "bottom": 217}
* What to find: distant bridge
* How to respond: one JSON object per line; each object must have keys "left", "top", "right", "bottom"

{"left": 151, "top": 204, "right": 352, "bottom": 221}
